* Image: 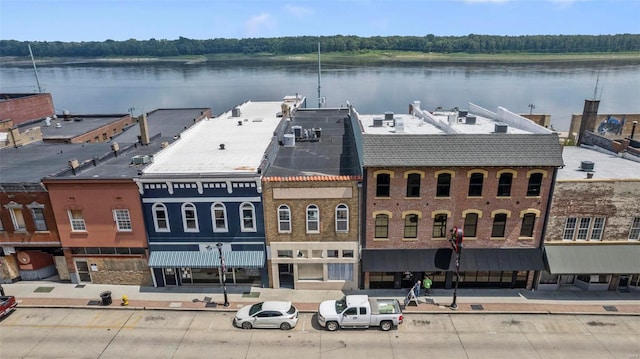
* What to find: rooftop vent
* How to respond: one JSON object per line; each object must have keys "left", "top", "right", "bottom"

{"left": 579, "top": 161, "right": 595, "bottom": 171}
{"left": 494, "top": 123, "right": 508, "bottom": 133}
{"left": 458, "top": 110, "right": 468, "bottom": 117}
{"left": 232, "top": 107, "right": 241, "bottom": 117}
{"left": 292, "top": 125, "right": 303, "bottom": 138}
{"left": 283, "top": 133, "right": 295, "bottom": 147}
{"left": 373, "top": 118, "right": 383, "bottom": 127}
{"left": 219, "top": 144, "right": 225, "bottom": 150}
{"left": 385, "top": 112, "right": 394, "bottom": 121}
{"left": 465, "top": 115, "right": 476, "bottom": 125}
{"left": 111, "top": 143, "right": 119, "bottom": 152}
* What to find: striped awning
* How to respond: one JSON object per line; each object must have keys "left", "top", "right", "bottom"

{"left": 148, "top": 250, "right": 264, "bottom": 268}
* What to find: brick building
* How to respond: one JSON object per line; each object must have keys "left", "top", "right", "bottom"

{"left": 262, "top": 108, "right": 362, "bottom": 290}
{"left": 354, "top": 102, "right": 564, "bottom": 290}
{"left": 0, "top": 93, "right": 55, "bottom": 126}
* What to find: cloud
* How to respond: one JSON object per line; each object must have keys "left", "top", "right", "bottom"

{"left": 283, "top": 4, "right": 313, "bottom": 18}
{"left": 244, "top": 13, "right": 275, "bottom": 37}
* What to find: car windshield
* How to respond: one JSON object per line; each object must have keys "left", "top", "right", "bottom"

{"left": 335, "top": 297, "right": 347, "bottom": 313}
{"left": 249, "top": 302, "right": 263, "bottom": 316}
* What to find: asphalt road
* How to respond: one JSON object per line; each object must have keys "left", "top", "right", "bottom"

{"left": 1, "top": 308, "right": 639, "bottom": 359}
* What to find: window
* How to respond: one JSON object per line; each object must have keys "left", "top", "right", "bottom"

{"left": 277, "top": 205, "right": 291, "bottom": 233}
{"left": 463, "top": 213, "right": 478, "bottom": 238}
{"left": 298, "top": 263, "right": 323, "bottom": 280}
{"left": 520, "top": 213, "right": 536, "bottom": 237}
{"left": 68, "top": 209, "right": 86, "bottom": 231}
{"left": 563, "top": 217, "right": 606, "bottom": 241}
{"left": 376, "top": 173, "right": 391, "bottom": 197}
{"left": 374, "top": 214, "right": 389, "bottom": 238}
{"left": 436, "top": 173, "right": 451, "bottom": 197}
{"left": 212, "top": 203, "right": 228, "bottom": 232}
{"left": 335, "top": 204, "right": 349, "bottom": 232}
{"left": 432, "top": 213, "right": 447, "bottom": 238}
{"left": 497, "top": 173, "right": 513, "bottom": 197}
{"left": 468, "top": 173, "right": 484, "bottom": 197}
{"left": 404, "top": 214, "right": 418, "bottom": 238}
{"left": 9, "top": 207, "right": 26, "bottom": 231}
{"left": 240, "top": 202, "right": 256, "bottom": 232}
{"left": 328, "top": 263, "right": 354, "bottom": 281}
{"left": 182, "top": 203, "right": 199, "bottom": 232}
{"left": 306, "top": 204, "right": 319, "bottom": 233}
{"left": 630, "top": 217, "right": 640, "bottom": 241}
{"left": 491, "top": 213, "right": 507, "bottom": 237}
{"left": 29, "top": 207, "right": 47, "bottom": 231}
{"left": 113, "top": 209, "right": 132, "bottom": 231}
{"left": 152, "top": 203, "right": 169, "bottom": 232}
{"left": 406, "top": 173, "right": 421, "bottom": 197}
{"left": 0, "top": 217, "right": 3, "bottom": 231}
{"left": 527, "top": 173, "right": 543, "bottom": 196}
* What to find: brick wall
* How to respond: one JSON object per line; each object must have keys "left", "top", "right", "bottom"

{"left": 0, "top": 94, "right": 55, "bottom": 125}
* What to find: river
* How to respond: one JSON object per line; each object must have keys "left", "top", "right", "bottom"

{"left": 1, "top": 60, "right": 638, "bottom": 131}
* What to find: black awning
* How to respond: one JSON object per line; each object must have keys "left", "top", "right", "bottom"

{"left": 362, "top": 248, "right": 453, "bottom": 272}
{"left": 362, "top": 248, "right": 544, "bottom": 272}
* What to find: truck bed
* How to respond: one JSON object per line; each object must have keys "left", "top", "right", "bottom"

{"left": 369, "top": 298, "right": 401, "bottom": 315}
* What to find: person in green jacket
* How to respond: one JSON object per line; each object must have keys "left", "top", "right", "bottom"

{"left": 422, "top": 275, "right": 433, "bottom": 296}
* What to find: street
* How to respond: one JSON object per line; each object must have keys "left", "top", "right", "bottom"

{"left": 1, "top": 308, "right": 639, "bottom": 359}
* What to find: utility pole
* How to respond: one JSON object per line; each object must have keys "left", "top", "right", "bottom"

{"left": 216, "top": 242, "right": 230, "bottom": 307}
{"left": 28, "top": 44, "right": 43, "bottom": 93}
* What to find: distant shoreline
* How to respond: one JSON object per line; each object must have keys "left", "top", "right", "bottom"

{"left": 2, "top": 52, "right": 640, "bottom": 66}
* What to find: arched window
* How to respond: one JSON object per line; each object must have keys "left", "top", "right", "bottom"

{"left": 497, "top": 172, "right": 513, "bottom": 197}
{"left": 335, "top": 204, "right": 349, "bottom": 233}
{"left": 432, "top": 213, "right": 448, "bottom": 238}
{"left": 376, "top": 173, "right": 391, "bottom": 197}
{"left": 491, "top": 213, "right": 508, "bottom": 237}
{"left": 527, "top": 173, "right": 544, "bottom": 197}
{"left": 212, "top": 202, "right": 228, "bottom": 232}
{"left": 406, "top": 173, "right": 421, "bottom": 197}
{"left": 463, "top": 213, "right": 478, "bottom": 237}
{"left": 436, "top": 173, "right": 451, "bottom": 197}
{"left": 152, "top": 203, "right": 170, "bottom": 232}
{"left": 520, "top": 213, "right": 536, "bottom": 237}
{"left": 181, "top": 203, "right": 199, "bottom": 232}
{"left": 240, "top": 202, "right": 256, "bottom": 232}
{"left": 374, "top": 214, "right": 389, "bottom": 238}
{"left": 404, "top": 214, "right": 418, "bottom": 238}
{"left": 468, "top": 172, "right": 484, "bottom": 197}
{"left": 278, "top": 205, "right": 291, "bottom": 233}
{"left": 306, "top": 204, "right": 320, "bottom": 233}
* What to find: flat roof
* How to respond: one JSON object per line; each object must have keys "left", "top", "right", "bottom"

{"left": 38, "top": 115, "right": 128, "bottom": 140}
{"left": 358, "top": 102, "right": 553, "bottom": 135}
{"left": 557, "top": 145, "right": 640, "bottom": 181}
{"left": 263, "top": 108, "right": 361, "bottom": 179}
{"left": 143, "top": 99, "right": 303, "bottom": 177}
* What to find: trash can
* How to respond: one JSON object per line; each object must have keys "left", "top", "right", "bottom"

{"left": 100, "top": 291, "right": 112, "bottom": 306}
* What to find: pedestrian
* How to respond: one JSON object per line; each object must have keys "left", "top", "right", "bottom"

{"left": 422, "top": 275, "right": 432, "bottom": 297}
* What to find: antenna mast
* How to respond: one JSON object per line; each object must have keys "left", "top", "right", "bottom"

{"left": 593, "top": 72, "right": 600, "bottom": 100}
{"left": 317, "top": 40, "right": 322, "bottom": 108}
{"left": 28, "top": 44, "right": 43, "bottom": 93}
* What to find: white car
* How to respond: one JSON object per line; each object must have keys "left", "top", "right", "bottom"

{"left": 233, "top": 301, "right": 298, "bottom": 330}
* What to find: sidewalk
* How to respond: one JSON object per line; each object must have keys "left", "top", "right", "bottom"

{"left": 3, "top": 281, "right": 640, "bottom": 316}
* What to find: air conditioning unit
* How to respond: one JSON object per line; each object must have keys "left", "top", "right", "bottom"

{"left": 131, "top": 155, "right": 151, "bottom": 165}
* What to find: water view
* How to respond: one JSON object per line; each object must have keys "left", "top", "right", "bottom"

{"left": 1, "top": 60, "right": 638, "bottom": 131}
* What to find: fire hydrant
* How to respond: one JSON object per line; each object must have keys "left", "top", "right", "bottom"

{"left": 121, "top": 295, "right": 129, "bottom": 306}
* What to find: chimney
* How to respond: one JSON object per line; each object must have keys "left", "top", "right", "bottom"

{"left": 68, "top": 159, "right": 79, "bottom": 175}
{"left": 139, "top": 113, "right": 150, "bottom": 145}
{"left": 577, "top": 99, "right": 600, "bottom": 146}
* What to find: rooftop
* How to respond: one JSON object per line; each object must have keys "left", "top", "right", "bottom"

{"left": 556, "top": 145, "right": 640, "bottom": 181}
{"left": 142, "top": 97, "right": 305, "bottom": 177}
{"left": 36, "top": 114, "right": 128, "bottom": 140}
{"left": 263, "top": 108, "right": 362, "bottom": 180}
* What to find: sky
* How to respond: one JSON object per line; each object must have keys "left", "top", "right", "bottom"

{"left": 1, "top": 0, "right": 639, "bottom": 42}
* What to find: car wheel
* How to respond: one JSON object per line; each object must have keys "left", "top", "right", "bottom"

{"left": 326, "top": 321, "right": 339, "bottom": 331}
{"left": 280, "top": 322, "right": 291, "bottom": 330}
{"left": 241, "top": 321, "right": 252, "bottom": 330}
{"left": 380, "top": 321, "right": 393, "bottom": 331}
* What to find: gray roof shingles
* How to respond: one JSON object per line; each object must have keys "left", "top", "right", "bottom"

{"left": 362, "top": 133, "right": 564, "bottom": 167}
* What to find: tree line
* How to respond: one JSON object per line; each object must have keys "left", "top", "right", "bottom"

{"left": 1, "top": 34, "right": 639, "bottom": 58}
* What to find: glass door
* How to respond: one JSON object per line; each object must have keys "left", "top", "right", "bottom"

{"left": 75, "top": 260, "right": 91, "bottom": 282}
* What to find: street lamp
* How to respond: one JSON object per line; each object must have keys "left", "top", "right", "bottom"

{"left": 449, "top": 227, "right": 464, "bottom": 310}
{"left": 216, "top": 242, "right": 230, "bottom": 307}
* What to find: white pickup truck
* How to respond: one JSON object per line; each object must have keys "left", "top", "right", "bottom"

{"left": 317, "top": 295, "right": 403, "bottom": 331}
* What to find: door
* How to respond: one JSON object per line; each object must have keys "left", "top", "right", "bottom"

{"left": 278, "top": 264, "right": 294, "bottom": 288}
{"left": 164, "top": 268, "right": 178, "bottom": 286}
{"left": 75, "top": 260, "right": 91, "bottom": 282}
{"left": 254, "top": 311, "right": 282, "bottom": 328}
{"left": 340, "top": 307, "right": 370, "bottom": 327}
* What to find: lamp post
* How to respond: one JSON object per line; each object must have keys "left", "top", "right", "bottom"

{"left": 449, "top": 227, "right": 464, "bottom": 310}
{"left": 216, "top": 242, "right": 229, "bottom": 307}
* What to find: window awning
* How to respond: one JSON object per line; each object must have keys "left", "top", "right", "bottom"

{"left": 148, "top": 250, "right": 264, "bottom": 269}
{"left": 544, "top": 245, "right": 640, "bottom": 274}
{"left": 362, "top": 248, "right": 544, "bottom": 272}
